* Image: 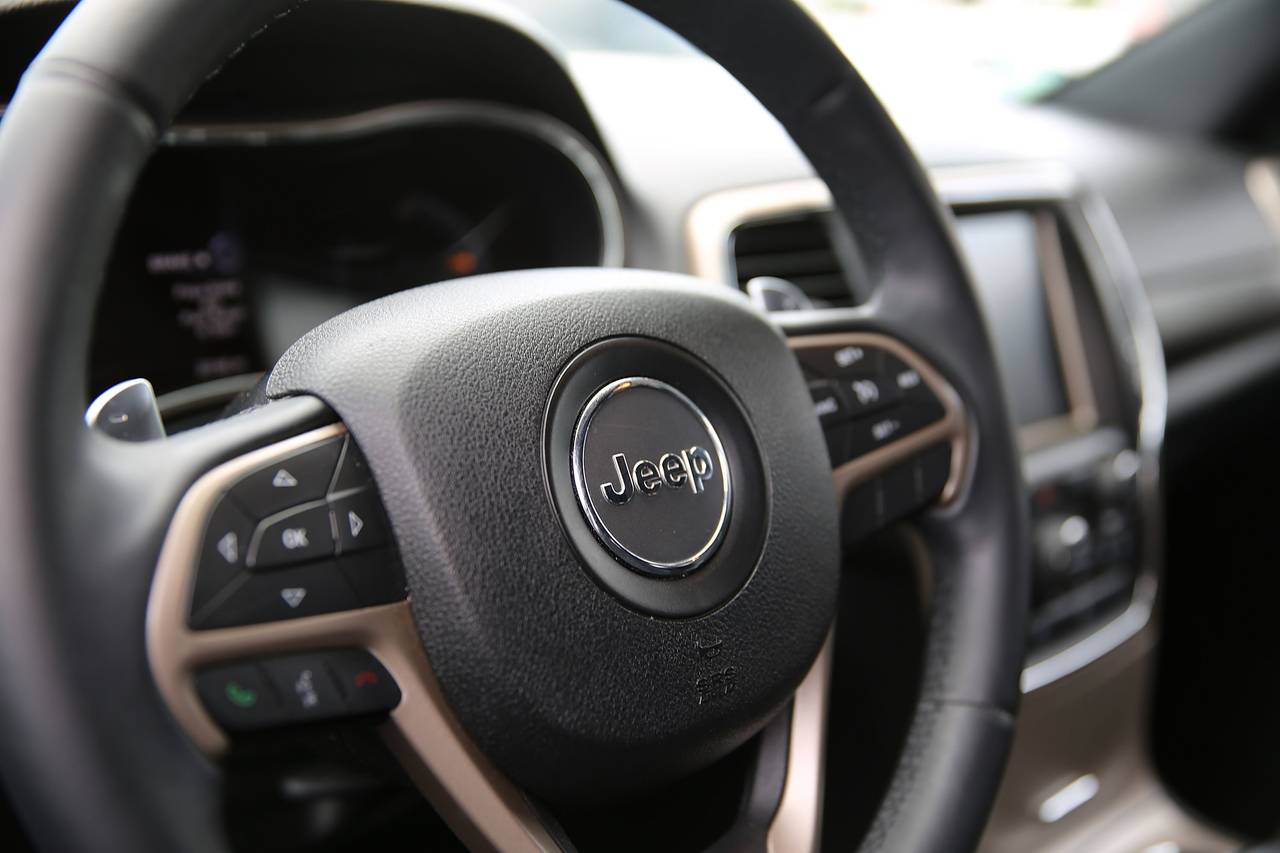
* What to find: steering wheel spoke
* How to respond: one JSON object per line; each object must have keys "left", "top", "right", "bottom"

{"left": 142, "top": 407, "right": 838, "bottom": 853}
{"left": 141, "top": 417, "right": 390, "bottom": 711}
{"left": 137, "top": 411, "right": 565, "bottom": 850}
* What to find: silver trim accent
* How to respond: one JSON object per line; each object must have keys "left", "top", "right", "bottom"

{"left": 687, "top": 179, "right": 831, "bottom": 286}
{"left": 1022, "top": 209, "right": 1099, "bottom": 450}
{"left": 161, "top": 99, "right": 625, "bottom": 269}
{"left": 85, "top": 377, "right": 166, "bottom": 441}
{"left": 570, "top": 377, "right": 731, "bottom": 574}
{"left": 1245, "top": 158, "right": 1280, "bottom": 241}
{"left": 746, "top": 275, "right": 816, "bottom": 312}
{"left": 1037, "top": 773, "right": 1100, "bottom": 824}
{"left": 766, "top": 630, "right": 833, "bottom": 853}
{"left": 685, "top": 163, "right": 1167, "bottom": 692}
{"left": 1023, "top": 166, "right": 1168, "bottom": 693}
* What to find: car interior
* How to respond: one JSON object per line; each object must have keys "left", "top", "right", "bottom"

{"left": 1, "top": 0, "right": 1279, "bottom": 851}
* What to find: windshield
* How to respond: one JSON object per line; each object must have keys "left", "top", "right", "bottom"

{"left": 496, "top": 0, "right": 1216, "bottom": 101}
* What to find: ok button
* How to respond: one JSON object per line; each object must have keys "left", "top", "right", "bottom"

{"left": 249, "top": 502, "right": 336, "bottom": 569}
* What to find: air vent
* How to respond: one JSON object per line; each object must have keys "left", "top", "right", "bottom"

{"left": 730, "top": 212, "right": 854, "bottom": 309}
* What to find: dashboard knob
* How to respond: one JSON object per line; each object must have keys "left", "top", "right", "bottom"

{"left": 1094, "top": 448, "right": 1140, "bottom": 502}
{"left": 1035, "top": 513, "right": 1091, "bottom": 578}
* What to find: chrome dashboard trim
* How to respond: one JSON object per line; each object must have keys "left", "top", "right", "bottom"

{"left": 686, "top": 163, "right": 1167, "bottom": 693}
{"left": 1023, "top": 165, "right": 1168, "bottom": 693}
{"left": 161, "top": 99, "right": 626, "bottom": 269}
{"left": 1023, "top": 209, "right": 1099, "bottom": 450}
{"left": 686, "top": 178, "right": 831, "bottom": 286}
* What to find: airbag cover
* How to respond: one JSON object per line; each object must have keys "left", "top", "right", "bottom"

{"left": 266, "top": 268, "right": 838, "bottom": 801}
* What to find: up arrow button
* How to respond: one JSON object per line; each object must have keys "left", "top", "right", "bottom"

{"left": 271, "top": 469, "right": 299, "bottom": 488}
{"left": 230, "top": 437, "right": 343, "bottom": 518}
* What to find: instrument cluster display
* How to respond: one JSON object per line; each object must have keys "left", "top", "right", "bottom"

{"left": 89, "top": 105, "right": 618, "bottom": 405}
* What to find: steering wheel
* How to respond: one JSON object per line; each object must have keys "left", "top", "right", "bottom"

{"left": 0, "top": 0, "right": 1028, "bottom": 851}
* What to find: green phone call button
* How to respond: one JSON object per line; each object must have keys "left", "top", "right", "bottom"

{"left": 224, "top": 681, "right": 258, "bottom": 708}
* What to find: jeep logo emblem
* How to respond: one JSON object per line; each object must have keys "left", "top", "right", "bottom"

{"left": 600, "top": 446, "right": 715, "bottom": 504}
{"left": 572, "top": 378, "right": 731, "bottom": 576}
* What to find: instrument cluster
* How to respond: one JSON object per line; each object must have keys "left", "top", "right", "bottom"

{"left": 89, "top": 102, "right": 622, "bottom": 416}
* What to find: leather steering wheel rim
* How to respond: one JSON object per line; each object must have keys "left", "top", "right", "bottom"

{"left": 0, "top": 1, "right": 1029, "bottom": 851}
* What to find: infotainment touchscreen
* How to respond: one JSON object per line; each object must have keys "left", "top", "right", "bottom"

{"left": 952, "top": 210, "right": 1070, "bottom": 428}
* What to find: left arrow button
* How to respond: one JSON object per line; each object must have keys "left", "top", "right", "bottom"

{"left": 189, "top": 496, "right": 255, "bottom": 623}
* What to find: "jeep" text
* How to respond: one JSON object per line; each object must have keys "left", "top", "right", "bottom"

{"left": 600, "top": 446, "right": 715, "bottom": 505}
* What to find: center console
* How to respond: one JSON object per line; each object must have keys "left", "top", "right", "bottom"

{"left": 944, "top": 194, "right": 1156, "bottom": 690}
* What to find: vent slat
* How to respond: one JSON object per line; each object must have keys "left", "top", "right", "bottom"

{"left": 734, "top": 249, "right": 840, "bottom": 281}
{"left": 776, "top": 274, "right": 849, "bottom": 302}
{"left": 731, "top": 214, "right": 853, "bottom": 308}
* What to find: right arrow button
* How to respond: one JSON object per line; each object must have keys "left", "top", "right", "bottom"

{"left": 329, "top": 489, "right": 388, "bottom": 555}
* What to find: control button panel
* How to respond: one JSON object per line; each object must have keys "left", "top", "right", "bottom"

{"left": 1028, "top": 447, "right": 1141, "bottom": 649}
{"left": 196, "top": 649, "right": 401, "bottom": 732}
{"left": 797, "top": 342, "right": 947, "bottom": 469}
{"left": 189, "top": 435, "right": 407, "bottom": 630}
{"left": 793, "top": 337, "right": 959, "bottom": 542}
